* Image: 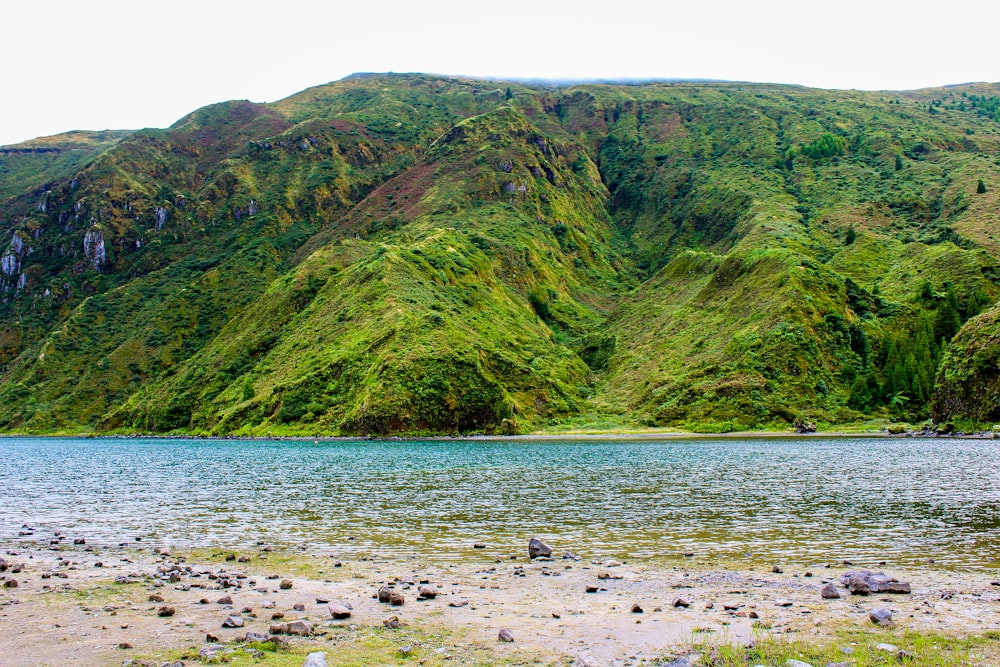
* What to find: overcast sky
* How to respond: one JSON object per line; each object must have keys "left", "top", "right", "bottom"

{"left": 3, "top": 0, "right": 998, "bottom": 145}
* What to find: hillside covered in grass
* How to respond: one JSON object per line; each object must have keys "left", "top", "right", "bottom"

{"left": 2, "top": 73, "right": 1000, "bottom": 435}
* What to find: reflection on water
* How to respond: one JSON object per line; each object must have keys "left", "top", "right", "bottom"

{"left": 1, "top": 436, "right": 998, "bottom": 568}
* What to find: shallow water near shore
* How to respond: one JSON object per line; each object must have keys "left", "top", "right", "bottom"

{"left": 1, "top": 436, "right": 998, "bottom": 568}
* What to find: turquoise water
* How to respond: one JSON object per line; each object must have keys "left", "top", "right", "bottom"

{"left": 1, "top": 436, "right": 998, "bottom": 568}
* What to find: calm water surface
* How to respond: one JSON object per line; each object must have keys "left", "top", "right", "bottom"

{"left": 1, "top": 436, "right": 998, "bottom": 568}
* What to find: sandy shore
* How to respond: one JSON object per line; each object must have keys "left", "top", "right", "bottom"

{"left": 2, "top": 540, "right": 999, "bottom": 666}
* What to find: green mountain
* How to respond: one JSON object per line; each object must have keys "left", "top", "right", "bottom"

{"left": 2, "top": 73, "right": 1000, "bottom": 435}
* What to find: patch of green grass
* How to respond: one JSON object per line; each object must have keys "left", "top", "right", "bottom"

{"left": 682, "top": 628, "right": 1000, "bottom": 667}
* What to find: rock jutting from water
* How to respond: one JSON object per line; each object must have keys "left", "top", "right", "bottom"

{"left": 528, "top": 538, "right": 552, "bottom": 559}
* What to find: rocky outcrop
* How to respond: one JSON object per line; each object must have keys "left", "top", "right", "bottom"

{"left": 83, "top": 228, "right": 107, "bottom": 271}
{"left": 933, "top": 304, "right": 1000, "bottom": 425}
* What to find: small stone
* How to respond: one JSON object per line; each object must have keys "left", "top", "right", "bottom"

{"left": 786, "top": 660, "right": 814, "bottom": 667}
{"left": 244, "top": 632, "right": 268, "bottom": 642}
{"left": 585, "top": 585, "right": 600, "bottom": 593}
{"left": 417, "top": 585, "right": 438, "bottom": 600}
{"left": 157, "top": 606, "right": 175, "bottom": 617}
{"left": 498, "top": 627, "right": 514, "bottom": 642}
{"left": 329, "top": 603, "right": 352, "bottom": 619}
{"left": 672, "top": 597, "right": 690, "bottom": 608}
{"left": 293, "top": 603, "right": 306, "bottom": 612}
{"left": 772, "top": 564, "right": 783, "bottom": 573}
{"left": 604, "top": 559, "right": 622, "bottom": 568}
{"left": 217, "top": 595, "right": 233, "bottom": 605}
{"left": 206, "top": 633, "right": 219, "bottom": 642}
{"left": 473, "top": 543, "right": 486, "bottom": 549}
{"left": 630, "top": 603, "right": 643, "bottom": 613}
{"left": 303, "top": 652, "right": 328, "bottom": 667}
{"left": 869, "top": 607, "right": 893, "bottom": 626}
{"left": 148, "top": 594, "right": 164, "bottom": 603}
{"left": 887, "top": 581, "right": 911, "bottom": 594}
{"left": 383, "top": 615, "right": 401, "bottom": 628}
{"left": 749, "top": 610, "right": 760, "bottom": 619}
{"left": 776, "top": 599, "right": 793, "bottom": 607}
{"left": 222, "top": 615, "right": 244, "bottom": 628}
{"left": 2, "top": 579, "right": 17, "bottom": 589}
{"left": 74, "top": 538, "right": 85, "bottom": 545}
{"left": 279, "top": 579, "right": 293, "bottom": 590}
{"left": 198, "top": 647, "right": 217, "bottom": 660}
{"left": 528, "top": 538, "right": 552, "bottom": 559}
{"left": 449, "top": 598, "right": 469, "bottom": 607}
{"left": 377, "top": 586, "right": 392, "bottom": 602}
{"left": 820, "top": 584, "right": 840, "bottom": 599}
{"left": 389, "top": 591, "right": 405, "bottom": 606}
{"left": 398, "top": 645, "right": 413, "bottom": 656}
{"left": 271, "top": 611, "right": 285, "bottom": 620}
{"left": 118, "top": 642, "right": 133, "bottom": 650}
{"left": 875, "top": 643, "right": 899, "bottom": 652}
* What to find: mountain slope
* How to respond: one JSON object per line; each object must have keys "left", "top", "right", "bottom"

{"left": 2, "top": 74, "right": 1000, "bottom": 434}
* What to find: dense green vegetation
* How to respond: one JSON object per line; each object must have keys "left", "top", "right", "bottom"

{"left": 2, "top": 74, "right": 1000, "bottom": 435}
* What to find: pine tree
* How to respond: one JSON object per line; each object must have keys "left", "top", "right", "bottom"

{"left": 934, "top": 285, "right": 962, "bottom": 344}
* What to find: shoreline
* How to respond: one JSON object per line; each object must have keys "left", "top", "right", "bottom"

{"left": 2, "top": 542, "right": 999, "bottom": 666}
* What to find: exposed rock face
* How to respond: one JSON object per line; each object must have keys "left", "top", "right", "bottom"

{"left": 154, "top": 206, "right": 168, "bottom": 230}
{"left": 83, "top": 228, "right": 107, "bottom": 271}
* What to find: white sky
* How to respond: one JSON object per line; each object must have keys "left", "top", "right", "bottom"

{"left": 2, "top": 0, "right": 998, "bottom": 146}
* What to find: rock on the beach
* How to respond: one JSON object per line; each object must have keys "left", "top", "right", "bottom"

{"left": 839, "top": 570, "right": 911, "bottom": 595}
{"left": 279, "top": 579, "right": 293, "bottom": 589}
{"left": 222, "top": 615, "right": 244, "bottom": 628}
{"left": 383, "top": 615, "right": 401, "bottom": 628}
{"left": 662, "top": 657, "right": 695, "bottom": 667}
{"left": 875, "top": 643, "right": 899, "bottom": 653}
{"left": 285, "top": 619, "right": 314, "bottom": 636}
{"left": 672, "top": 597, "right": 691, "bottom": 608}
{"left": 498, "top": 628, "right": 514, "bottom": 642}
{"left": 820, "top": 583, "right": 840, "bottom": 599}
{"left": 869, "top": 607, "right": 893, "bottom": 626}
{"left": 575, "top": 650, "right": 604, "bottom": 667}
{"left": 449, "top": 598, "right": 469, "bottom": 607}
{"left": 2, "top": 578, "right": 18, "bottom": 588}
{"left": 217, "top": 595, "right": 233, "bottom": 605}
{"left": 631, "top": 603, "right": 643, "bottom": 613}
{"left": 157, "top": 606, "right": 175, "bottom": 617}
{"left": 389, "top": 591, "right": 405, "bottom": 606}
{"left": 377, "top": 586, "right": 392, "bottom": 603}
{"left": 417, "top": 585, "right": 438, "bottom": 600}
{"left": 528, "top": 538, "right": 552, "bottom": 559}
{"left": 303, "top": 652, "right": 328, "bottom": 667}
{"left": 786, "top": 660, "right": 814, "bottom": 667}
{"left": 329, "top": 603, "right": 352, "bottom": 619}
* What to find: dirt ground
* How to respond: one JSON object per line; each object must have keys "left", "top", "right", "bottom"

{"left": 2, "top": 541, "right": 999, "bottom": 666}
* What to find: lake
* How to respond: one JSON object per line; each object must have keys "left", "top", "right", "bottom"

{"left": 1, "top": 436, "right": 997, "bottom": 569}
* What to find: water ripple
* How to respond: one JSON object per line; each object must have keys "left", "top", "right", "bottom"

{"left": 1, "top": 436, "right": 998, "bottom": 568}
